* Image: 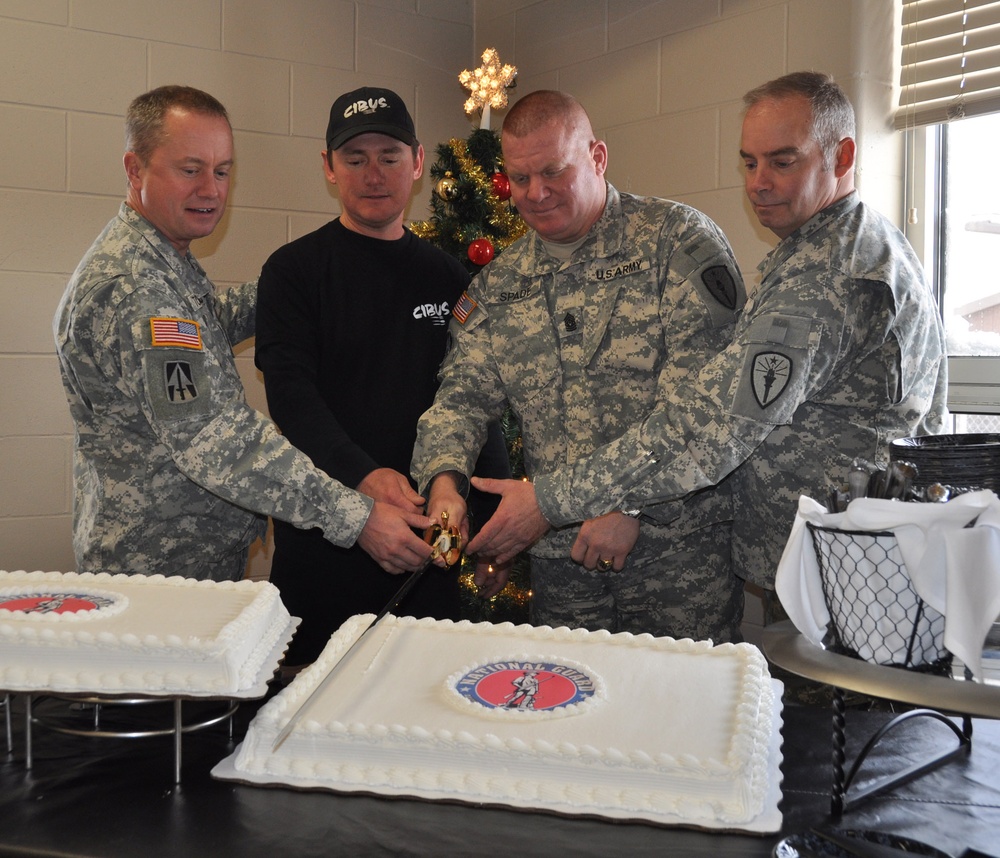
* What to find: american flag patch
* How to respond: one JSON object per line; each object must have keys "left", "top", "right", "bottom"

{"left": 150, "top": 317, "right": 202, "bottom": 349}
{"left": 453, "top": 292, "right": 477, "bottom": 325}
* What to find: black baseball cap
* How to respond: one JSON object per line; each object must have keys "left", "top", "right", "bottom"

{"left": 325, "top": 87, "right": 417, "bottom": 150}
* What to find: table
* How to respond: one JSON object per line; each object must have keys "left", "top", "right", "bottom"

{"left": 1, "top": 688, "right": 999, "bottom": 856}
{"left": 763, "top": 621, "right": 1000, "bottom": 719}
{"left": 763, "top": 620, "right": 1000, "bottom": 821}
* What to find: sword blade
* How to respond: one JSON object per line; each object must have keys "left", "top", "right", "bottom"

{"left": 270, "top": 560, "right": 431, "bottom": 751}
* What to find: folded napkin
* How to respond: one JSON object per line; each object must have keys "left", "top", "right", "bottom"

{"left": 775, "top": 490, "right": 1000, "bottom": 681}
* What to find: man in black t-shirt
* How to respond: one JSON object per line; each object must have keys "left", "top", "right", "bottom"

{"left": 255, "top": 87, "right": 509, "bottom": 667}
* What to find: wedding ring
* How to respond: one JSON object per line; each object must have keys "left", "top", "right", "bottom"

{"left": 597, "top": 558, "right": 613, "bottom": 572}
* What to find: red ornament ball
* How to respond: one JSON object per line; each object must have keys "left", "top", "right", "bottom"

{"left": 467, "top": 238, "right": 495, "bottom": 266}
{"left": 491, "top": 172, "right": 511, "bottom": 201}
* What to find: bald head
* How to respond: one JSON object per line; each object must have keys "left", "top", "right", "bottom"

{"left": 503, "top": 90, "right": 593, "bottom": 140}
{"left": 500, "top": 91, "right": 608, "bottom": 243}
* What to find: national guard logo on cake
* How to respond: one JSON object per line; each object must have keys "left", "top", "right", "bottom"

{"left": 453, "top": 659, "right": 598, "bottom": 712}
{"left": 0, "top": 589, "right": 124, "bottom": 618}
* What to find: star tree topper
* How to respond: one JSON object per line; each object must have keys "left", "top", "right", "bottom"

{"left": 459, "top": 48, "right": 517, "bottom": 130}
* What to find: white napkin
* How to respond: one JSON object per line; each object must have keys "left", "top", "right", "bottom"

{"left": 775, "top": 490, "right": 1000, "bottom": 681}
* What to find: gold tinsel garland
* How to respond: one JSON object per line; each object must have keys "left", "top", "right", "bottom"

{"left": 409, "top": 138, "right": 526, "bottom": 250}
{"left": 449, "top": 138, "right": 527, "bottom": 250}
{"left": 407, "top": 219, "right": 436, "bottom": 241}
{"left": 457, "top": 564, "right": 532, "bottom": 617}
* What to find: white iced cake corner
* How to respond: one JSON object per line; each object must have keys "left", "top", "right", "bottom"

{"left": 0, "top": 569, "right": 291, "bottom": 695}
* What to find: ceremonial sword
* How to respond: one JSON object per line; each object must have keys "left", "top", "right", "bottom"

{"left": 271, "top": 514, "right": 461, "bottom": 751}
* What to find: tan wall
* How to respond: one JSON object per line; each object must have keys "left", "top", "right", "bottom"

{"left": 1, "top": 0, "right": 902, "bottom": 639}
{"left": 0, "top": 0, "right": 477, "bottom": 577}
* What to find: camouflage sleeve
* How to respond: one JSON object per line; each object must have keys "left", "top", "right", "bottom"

{"left": 916, "top": 357, "right": 949, "bottom": 435}
{"left": 212, "top": 279, "right": 257, "bottom": 344}
{"left": 411, "top": 283, "right": 509, "bottom": 496}
{"left": 633, "top": 206, "right": 746, "bottom": 526}
{"left": 173, "top": 401, "right": 373, "bottom": 546}
{"left": 118, "top": 288, "right": 372, "bottom": 547}
{"left": 530, "top": 332, "right": 791, "bottom": 527}
{"left": 533, "top": 271, "right": 890, "bottom": 527}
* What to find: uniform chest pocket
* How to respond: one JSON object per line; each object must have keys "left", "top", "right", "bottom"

{"left": 496, "top": 345, "right": 561, "bottom": 413}
{"left": 589, "top": 274, "right": 663, "bottom": 374}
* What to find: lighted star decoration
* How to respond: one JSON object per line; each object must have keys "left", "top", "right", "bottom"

{"left": 459, "top": 48, "right": 517, "bottom": 118}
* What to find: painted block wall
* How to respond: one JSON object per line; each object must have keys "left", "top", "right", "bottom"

{"left": 1, "top": 0, "right": 903, "bottom": 641}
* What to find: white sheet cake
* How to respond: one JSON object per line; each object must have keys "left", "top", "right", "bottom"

{"left": 0, "top": 569, "right": 292, "bottom": 696}
{"left": 227, "top": 615, "right": 781, "bottom": 829}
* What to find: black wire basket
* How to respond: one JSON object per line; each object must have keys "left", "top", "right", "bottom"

{"left": 806, "top": 523, "right": 952, "bottom": 674}
{"left": 890, "top": 433, "right": 1000, "bottom": 494}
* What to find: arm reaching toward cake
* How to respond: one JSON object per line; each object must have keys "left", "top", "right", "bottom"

{"left": 465, "top": 477, "right": 550, "bottom": 565}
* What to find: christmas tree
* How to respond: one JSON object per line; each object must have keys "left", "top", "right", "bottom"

{"left": 409, "top": 50, "right": 526, "bottom": 272}
{"left": 410, "top": 49, "right": 531, "bottom": 624}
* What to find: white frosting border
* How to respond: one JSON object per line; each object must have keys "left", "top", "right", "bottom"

{"left": 215, "top": 680, "right": 784, "bottom": 833}
{"left": 0, "top": 569, "right": 290, "bottom": 695}
{"left": 0, "top": 570, "right": 272, "bottom": 654}
{"left": 243, "top": 615, "right": 776, "bottom": 824}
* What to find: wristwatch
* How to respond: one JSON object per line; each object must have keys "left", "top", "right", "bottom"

{"left": 621, "top": 508, "right": 641, "bottom": 518}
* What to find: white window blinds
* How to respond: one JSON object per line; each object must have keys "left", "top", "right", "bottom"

{"left": 896, "top": 0, "right": 1000, "bottom": 128}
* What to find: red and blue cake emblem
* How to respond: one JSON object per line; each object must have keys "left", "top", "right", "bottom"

{"left": 454, "top": 660, "right": 596, "bottom": 711}
{"left": 0, "top": 591, "right": 119, "bottom": 615}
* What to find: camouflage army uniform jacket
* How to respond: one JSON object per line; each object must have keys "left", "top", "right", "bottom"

{"left": 412, "top": 185, "right": 746, "bottom": 558}
{"left": 54, "top": 203, "right": 372, "bottom": 580}
{"left": 532, "top": 192, "right": 948, "bottom": 585}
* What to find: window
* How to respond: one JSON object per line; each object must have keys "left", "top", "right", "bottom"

{"left": 907, "top": 116, "right": 1000, "bottom": 422}
{"left": 937, "top": 112, "right": 1000, "bottom": 357}
{"left": 898, "top": 0, "right": 1000, "bottom": 424}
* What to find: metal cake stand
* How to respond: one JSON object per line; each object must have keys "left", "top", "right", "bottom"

{"left": 24, "top": 693, "right": 239, "bottom": 783}
{"left": 4, "top": 616, "right": 298, "bottom": 784}
{"left": 2, "top": 693, "right": 11, "bottom": 754}
{"left": 762, "top": 620, "right": 1000, "bottom": 816}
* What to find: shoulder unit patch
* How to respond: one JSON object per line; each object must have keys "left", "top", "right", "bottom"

{"left": 701, "top": 265, "right": 738, "bottom": 310}
{"left": 751, "top": 351, "right": 792, "bottom": 408}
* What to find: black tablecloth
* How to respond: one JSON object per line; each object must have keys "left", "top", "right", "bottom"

{"left": 1, "top": 692, "right": 999, "bottom": 857}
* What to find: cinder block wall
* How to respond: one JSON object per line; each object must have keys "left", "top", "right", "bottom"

{"left": 0, "top": 0, "right": 478, "bottom": 578}
{"left": 1, "top": 0, "right": 901, "bottom": 641}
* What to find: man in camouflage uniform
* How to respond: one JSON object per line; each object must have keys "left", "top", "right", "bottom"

{"left": 412, "top": 91, "right": 747, "bottom": 641}
{"left": 443, "top": 73, "right": 947, "bottom": 603}
{"left": 54, "top": 85, "right": 434, "bottom": 582}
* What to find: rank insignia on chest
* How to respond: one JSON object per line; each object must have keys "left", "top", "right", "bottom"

{"left": 150, "top": 317, "right": 202, "bottom": 349}
{"left": 453, "top": 291, "right": 478, "bottom": 325}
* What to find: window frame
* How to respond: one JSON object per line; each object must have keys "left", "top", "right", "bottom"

{"left": 904, "top": 122, "right": 1000, "bottom": 417}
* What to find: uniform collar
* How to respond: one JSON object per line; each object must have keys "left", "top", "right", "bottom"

{"left": 118, "top": 202, "right": 212, "bottom": 297}
{"left": 759, "top": 191, "right": 860, "bottom": 278}
{"left": 506, "top": 183, "right": 622, "bottom": 275}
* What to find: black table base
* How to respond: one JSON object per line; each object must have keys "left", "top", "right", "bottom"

{"left": 2, "top": 689, "right": 1000, "bottom": 857}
